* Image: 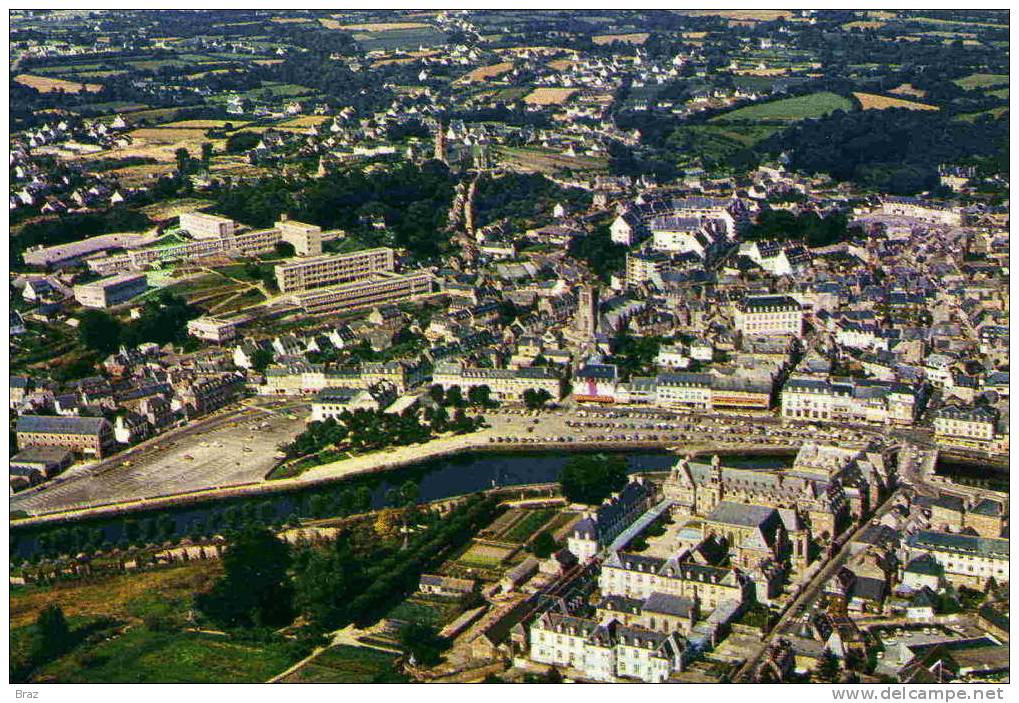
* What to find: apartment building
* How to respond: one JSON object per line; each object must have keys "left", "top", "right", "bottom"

{"left": 179, "top": 212, "right": 237, "bottom": 239}
{"left": 431, "top": 360, "right": 562, "bottom": 401}
{"left": 261, "top": 361, "right": 410, "bottom": 395}
{"left": 735, "top": 295, "right": 803, "bottom": 337}
{"left": 73, "top": 272, "right": 147, "bottom": 309}
{"left": 277, "top": 218, "right": 324, "bottom": 256}
{"left": 274, "top": 248, "right": 395, "bottom": 293}
{"left": 655, "top": 373, "right": 772, "bottom": 411}
{"left": 287, "top": 270, "right": 432, "bottom": 316}
{"left": 933, "top": 404, "right": 998, "bottom": 445}
{"left": 781, "top": 377, "right": 917, "bottom": 426}
{"left": 599, "top": 553, "right": 749, "bottom": 609}
{"left": 529, "top": 612, "right": 687, "bottom": 683}
{"left": 905, "top": 530, "right": 1008, "bottom": 588}
{"left": 879, "top": 196, "right": 963, "bottom": 226}
{"left": 16, "top": 414, "right": 115, "bottom": 458}
{"left": 567, "top": 477, "right": 658, "bottom": 560}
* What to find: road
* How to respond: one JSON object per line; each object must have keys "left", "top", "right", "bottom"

{"left": 734, "top": 487, "right": 906, "bottom": 681}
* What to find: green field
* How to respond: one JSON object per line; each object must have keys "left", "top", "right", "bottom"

{"left": 712, "top": 91, "right": 854, "bottom": 122}
{"left": 385, "top": 595, "right": 461, "bottom": 626}
{"left": 955, "top": 106, "right": 1008, "bottom": 122}
{"left": 503, "top": 509, "right": 556, "bottom": 542}
{"left": 33, "top": 628, "right": 296, "bottom": 683}
{"left": 282, "top": 645, "right": 406, "bottom": 684}
{"left": 954, "top": 73, "right": 1009, "bottom": 90}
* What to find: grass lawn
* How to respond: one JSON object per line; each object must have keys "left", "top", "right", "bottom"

{"left": 34, "top": 628, "right": 296, "bottom": 683}
{"left": 385, "top": 596, "right": 460, "bottom": 626}
{"left": 713, "top": 92, "right": 853, "bottom": 122}
{"left": 502, "top": 509, "right": 556, "bottom": 543}
{"left": 281, "top": 645, "right": 406, "bottom": 683}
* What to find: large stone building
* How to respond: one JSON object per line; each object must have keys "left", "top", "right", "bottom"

{"left": 566, "top": 477, "right": 658, "bottom": 560}
{"left": 904, "top": 530, "right": 1008, "bottom": 588}
{"left": 662, "top": 454, "right": 851, "bottom": 541}
{"left": 16, "top": 414, "right": 115, "bottom": 458}
{"left": 179, "top": 212, "right": 237, "bottom": 239}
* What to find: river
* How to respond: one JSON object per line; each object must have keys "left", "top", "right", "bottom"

{"left": 10, "top": 449, "right": 790, "bottom": 559}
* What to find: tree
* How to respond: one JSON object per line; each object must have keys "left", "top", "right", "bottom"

{"left": 559, "top": 454, "right": 628, "bottom": 505}
{"left": 77, "top": 310, "right": 122, "bottom": 354}
{"left": 530, "top": 530, "right": 558, "bottom": 558}
{"left": 200, "top": 142, "right": 213, "bottom": 168}
{"left": 374, "top": 508, "right": 400, "bottom": 539}
{"left": 250, "top": 347, "right": 274, "bottom": 372}
{"left": 428, "top": 384, "right": 445, "bottom": 405}
{"left": 31, "top": 604, "right": 71, "bottom": 663}
{"left": 225, "top": 131, "right": 261, "bottom": 154}
{"left": 523, "top": 388, "right": 553, "bottom": 410}
{"left": 399, "top": 621, "right": 449, "bottom": 667}
{"left": 444, "top": 385, "right": 464, "bottom": 408}
{"left": 275, "top": 240, "right": 295, "bottom": 258}
{"left": 813, "top": 648, "right": 841, "bottom": 683}
{"left": 467, "top": 385, "right": 493, "bottom": 408}
{"left": 195, "top": 525, "right": 294, "bottom": 628}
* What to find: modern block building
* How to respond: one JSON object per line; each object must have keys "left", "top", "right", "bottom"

{"left": 286, "top": 270, "right": 432, "bottom": 316}
{"left": 186, "top": 317, "right": 240, "bottom": 344}
{"left": 73, "top": 272, "right": 147, "bottom": 309}
{"left": 179, "top": 212, "right": 237, "bottom": 239}
{"left": 274, "top": 248, "right": 395, "bottom": 293}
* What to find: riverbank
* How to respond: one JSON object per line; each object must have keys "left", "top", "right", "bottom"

{"left": 10, "top": 435, "right": 799, "bottom": 529}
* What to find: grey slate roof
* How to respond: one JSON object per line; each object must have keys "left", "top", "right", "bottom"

{"left": 17, "top": 414, "right": 109, "bottom": 436}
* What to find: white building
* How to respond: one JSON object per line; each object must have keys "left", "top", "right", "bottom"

{"left": 735, "top": 295, "right": 803, "bottom": 337}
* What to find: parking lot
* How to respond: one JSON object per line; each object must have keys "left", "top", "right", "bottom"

{"left": 10, "top": 405, "right": 307, "bottom": 516}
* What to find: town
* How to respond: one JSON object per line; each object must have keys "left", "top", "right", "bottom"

{"left": 9, "top": 8, "right": 1009, "bottom": 687}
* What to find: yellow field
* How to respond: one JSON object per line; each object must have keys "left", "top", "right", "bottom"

{"left": 888, "top": 83, "right": 928, "bottom": 98}
{"left": 157, "top": 119, "right": 246, "bottom": 129}
{"left": 372, "top": 50, "right": 438, "bottom": 67}
{"left": 843, "top": 20, "right": 886, "bottom": 30}
{"left": 523, "top": 87, "right": 577, "bottom": 105}
{"left": 130, "top": 127, "right": 210, "bottom": 144}
{"left": 853, "top": 92, "right": 939, "bottom": 111}
{"left": 15, "top": 74, "right": 101, "bottom": 93}
{"left": 270, "top": 17, "right": 312, "bottom": 23}
{"left": 320, "top": 19, "right": 429, "bottom": 31}
{"left": 140, "top": 197, "right": 216, "bottom": 221}
{"left": 680, "top": 10, "right": 791, "bottom": 21}
{"left": 548, "top": 59, "right": 578, "bottom": 71}
{"left": 458, "top": 61, "right": 514, "bottom": 83}
{"left": 278, "top": 115, "right": 332, "bottom": 128}
{"left": 253, "top": 59, "right": 284, "bottom": 66}
{"left": 592, "top": 32, "right": 649, "bottom": 45}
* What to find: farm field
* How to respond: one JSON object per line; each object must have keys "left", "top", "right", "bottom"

{"left": 495, "top": 146, "right": 607, "bottom": 175}
{"left": 523, "top": 87, "right": 577, "bottom": 105}
{"left": 712, "top": 91, "right": 853, "bottom": 122}
{"left": 321, "top": 20, "right": 430, "bottom": 31}
{"left": 502, "top": 509, "right": 556, "bottom": 543}
{"left": 15, "top": 73, "right": 102, "bottom": 93}
{"left": 888, "top": 83, "right": 928, "bottom": 98}
{"left": 679, "top": 10, "right": 792, "bottom": 21}
{"left": 954, "top": 73, "right": 1009, "bottom": 90}
{"left": 280, "top": 645, "right": 405, "bottom": 684}
{"left": 592, "top": 33, "right": 649, "bottom": 45}
{"left": 853, "top": 92, "right": 939, "bottom": 111}
{"left": 458, "top": 62, "right": 514, "bottom": 83}
{"left": 458, "top": 543, "right": 513, "bottom": 568}
{"left": 10, "top": 563, "right": 217, "bottom": 630}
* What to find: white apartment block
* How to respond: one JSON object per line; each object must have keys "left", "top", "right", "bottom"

{"left": 905, "top": 530, "right": 1008, "bottom": 588}
{"left": 274, "top": 248, "right": 395, "bottom": 293}
{"left": 277, "top": 219, "right": 324, "bottom": 256}
{"left": 73, "top": 272, "right": 147, "bottom": 308}
{"left": 879, "top": 197, "right": 962, "bottom": 227}
{"left": 781, "top": 378, "right": 917, "bottom": 426}
{"left": 933, "top": 405, "right": 998, "bottom": 443}
{"left": 179, "top": 212, "right": 237, "bottom": 239}
{"left": 529, "top": 613, "right": 684, "bottom": 683}
{"left": 431, "top": 360, "right": 562, "bottom": 401}
{"left": 735, "top": 295, "right": 803, "bottom": 337}
{"left": 286, "top": 270, "right": 432, "bottom": 316}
